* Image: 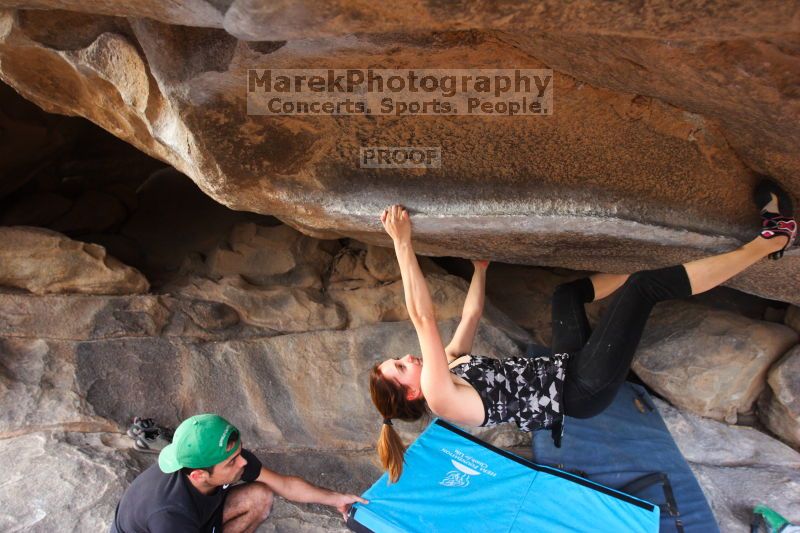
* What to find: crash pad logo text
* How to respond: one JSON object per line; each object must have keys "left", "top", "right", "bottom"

{"left": 439, "top": 447, "right": 497, "bottom": 488}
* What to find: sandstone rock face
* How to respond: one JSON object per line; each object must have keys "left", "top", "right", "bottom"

{"left": 759, "top": 346, "right": 800, "bottom": 448}
{"left": 0, "top": 431, "right": 143, "bottom": 532}
{"left": 176, "top": 276, "right": 347, "bottom": 333}
{"left": 657, "top": 398, "right": 800, "bottom": 531}
{"left": 633, "top": 301, "right": 799, "bottom": 423}
{"left": 0, "top": 219, "right": 536, "bottom": 530}
{"left": 0, "top": 337, "right": 118, "bottom": 437}
{"left": 73, "top": 318, "right": 530, "bottom": 450}
{"left": 0, "top": 226, "right": 149, "bottom": 294}
{"left": 0, "top": 4, "right": 798, "bottom": 304}
{"left": 202, "top": 222, "right": 337, "bottom": 288}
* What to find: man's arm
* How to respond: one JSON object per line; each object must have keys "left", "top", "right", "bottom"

{"left": 444, "top": 260, "right": 488, "bottom": 361}
{"left": 256, "top": 467, "right": 367, "bottom": 521}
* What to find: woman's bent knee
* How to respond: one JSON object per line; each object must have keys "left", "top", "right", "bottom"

{"left": 553, "top": 279, "right": 594, "bottom": 303}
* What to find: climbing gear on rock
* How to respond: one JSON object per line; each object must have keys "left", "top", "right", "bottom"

{"left": 127, "top": 417, "right": 173, "bottom": 454}
{"left": 127, "top": 417, "right": 159, "bottom": 439}
{"left": 134, "top": 431, "right": 172, "bottom": 454}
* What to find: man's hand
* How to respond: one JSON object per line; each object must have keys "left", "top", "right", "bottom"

{"left": 330, "top": 493, "right": 369, "bottom": 521}
{"left": 381, "top": 204, "right": 412, "bottom": 244}
{"left": 471, "top": 259, "right": 490, "bottom": 271}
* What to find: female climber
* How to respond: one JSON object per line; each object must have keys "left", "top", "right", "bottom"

{"left": 369, "top": 180, "right": 797, "bottom": 482}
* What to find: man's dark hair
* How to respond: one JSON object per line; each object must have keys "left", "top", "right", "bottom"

{"left": 179, "top": 430, "right": 240, "bottom": 477}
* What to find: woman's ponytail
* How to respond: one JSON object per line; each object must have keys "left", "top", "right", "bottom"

{"left": 369, "top": 363, "right": 429, "bottom": 483}
{"left": 378, "top": 422, "right": 406, "bottom": 482}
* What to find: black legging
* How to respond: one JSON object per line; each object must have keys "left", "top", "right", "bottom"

{"left": 552, "top": 265, "right": 693, "bottom": 419}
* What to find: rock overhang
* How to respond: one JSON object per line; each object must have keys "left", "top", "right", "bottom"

{"left": 0, "top": 2, "right": 797, "bottom": 301}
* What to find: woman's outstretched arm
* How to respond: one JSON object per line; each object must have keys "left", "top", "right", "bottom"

{"left": 444, "top": 260, "right": 489, "bottom": 361}
{"left": 381, "top": 205, "right": 459, "bottom": 411}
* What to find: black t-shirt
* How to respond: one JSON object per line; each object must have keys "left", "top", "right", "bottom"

{"left": 110, "top": 449, "right": 262, "bottom": 533}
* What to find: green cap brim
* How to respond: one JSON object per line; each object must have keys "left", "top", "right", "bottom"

{"left": 158, "top": 442, "right": 182, "bottom": 473}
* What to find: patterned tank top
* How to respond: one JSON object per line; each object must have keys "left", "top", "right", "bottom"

{"left": 449, "top": 353, "right": 569, "bottom": 434}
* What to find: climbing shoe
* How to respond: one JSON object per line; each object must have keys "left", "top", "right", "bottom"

{"left": 754, "top": 179, "right": 797, "bottom": 260}
{"left": 127, "top": 417, "right": 173, "bottom": 453}
{"left": 134, "top": 430, "right": 172, "bottom": 454}
{"left": 127, "top": 417, "right": 159, "bottom": 439}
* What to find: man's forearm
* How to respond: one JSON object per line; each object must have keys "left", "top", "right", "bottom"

{"left": 277, "top": 476, "right": 338, "bottom": 506}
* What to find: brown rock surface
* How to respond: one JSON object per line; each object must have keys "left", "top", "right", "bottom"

{"left": 204, "top": 222, "right": 337, "bottom": 288}
{"left": 759, "top": 346, "right": 800, "bottom": 448}
{"left": 0, "top": 337, "right": 117, "bottom": 437}
{"left": 0, "top": 226, "right": 149, "bottom": 294}
{"left": 0, "top": 5, "right": 798, "bottom": 303}
{"left": 657, "top": 398, "right": 800, "bottom": 530}
{"left": 786, "top": 305, "right": 800, "bottom": 333}
{"left": 0, "top": 431, "right": 144, "bottom": 531}
{"left": 0, "top": 293, "right": 168, "bottom": 340}
{"left": 175, "top": 275, "right": 347, "bottom": 333}
{"left": 633, "top": 302, "right": 799, "bottom": 423}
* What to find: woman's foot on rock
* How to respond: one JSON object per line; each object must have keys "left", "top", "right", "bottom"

{"left": 754, "top": 178, "right": 796, "bottom": 260}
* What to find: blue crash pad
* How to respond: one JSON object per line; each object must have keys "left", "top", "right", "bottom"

{"left": 348, "top": 419, "right": 660, "bottom": 532}
{"left": 532, "top": 382, "right": 718, "bottom": 533}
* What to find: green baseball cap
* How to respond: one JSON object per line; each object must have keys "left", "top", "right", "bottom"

{"left": 158, "top": 414, "right": 240, "bottom": 473}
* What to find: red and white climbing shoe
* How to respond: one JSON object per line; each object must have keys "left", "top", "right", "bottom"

{"left": 760, "top": 217, "right": 797, "bottom": 260}
{"left": 754, "top": 178, "right": 797, "bottom": 260}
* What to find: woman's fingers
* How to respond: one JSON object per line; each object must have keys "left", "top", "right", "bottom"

{"left": 381, "top": 204, "right": 408, "bottom": 228}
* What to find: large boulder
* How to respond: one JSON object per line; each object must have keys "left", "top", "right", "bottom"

{"left": 657, "top": 398, "right": 800, "bottom": 531}
{"left": 633, "top": 301, "right": 798, "bottom": 423}
{"left": 0, "top": 226, "right": 149, "bottom": 294}
{"left": 759, "top": 346, "right": 800, "bottom": 449}
{"left": 0, "top": 6, "right": 799, "bottom": 303}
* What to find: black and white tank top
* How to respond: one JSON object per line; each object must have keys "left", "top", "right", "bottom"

{"left": 449, "top": 353, "right": 569, "bottom": 433}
